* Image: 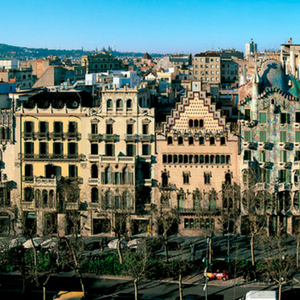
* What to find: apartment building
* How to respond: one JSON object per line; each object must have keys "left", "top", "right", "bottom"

{"left": 239, "top": 59, "right": 300, "bottom": 235}
{"left": 193, "top": 52, "right": 221, "bottom": 85}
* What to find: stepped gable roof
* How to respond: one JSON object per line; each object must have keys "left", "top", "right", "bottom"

{"left": 24, "top": 90, "right": 93, "bottom": 109}
{"left": 142, "top": 52, "right": 152, "bottom": 60}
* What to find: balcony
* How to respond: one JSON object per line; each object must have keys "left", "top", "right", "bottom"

{"left": 49, "top": 132, "right": 64, "bottom": 140}
{"left": 88, "top": 134, "right": 102, "bottom": 142}
{"left": 140, "top": 134, "right": 153, "bottom": 142}
{"left": 23, "top": 132, "right": 34, "bottom": 140}
{"left": 20, "top": 201, "right": 35, "bottom": 210}
{"left": 124, "top": 134, "right": 139, "bottom": 142}
{"left": 139, "top": 155, "right": 152, "bottom": 163}
{"left": 33, "top": 176, "right": 60, "bottom": 187}
{"left": 279, "top": 142, "right": 293, "bottom": 149}
{"left": 277, "top": 183, "right": 292, "bottom": 192}
{"left": 22, "top": 176, "right": 34, "bottom": 182}
{"left": 159, "top": 183, "right": 177, "bottom": 191}
{"left": 88, "top": 178, "right": 101, "bottom": 185}
{"left": 103, "top": 134, "right": 118, "bottom": 142}
{"left": 19, "top": 153, "right": 84, "bottom": 161}
{"left": 35, "top": 132, "right": 48, "bottom": 140}
{"left": 258, "top": 161, "right": 272, "bottom": 168}
{"left": 279, "top": 162, "right": 292, "bottom": 168}
{"left": 65, "top": 202, "right": 79, "bottom": 210}
{"left": 64, "top": 132, "right": 82, "bottom": 140}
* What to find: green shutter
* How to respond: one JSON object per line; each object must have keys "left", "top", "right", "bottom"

{"left": 259, "top": 112, "right": 267, "bottom": 123}
{"left": 296, "top": 131, "right": 300, "bottom": 142}
{"left": 260, "top": 151, "right": 266, "bottom": 162}
{"left": 280, "top": 150, "right": 287, "bottom": 162}
{"left": 244, "top": 131, "right": 251, "bottom": 142}
{"left": 286, "top": 170, "right": 291, "bottom": 183}
{"left": 280, "top": 131, "right": 287, "bottom": 142}
{"left": 260, "top": 131, "right": 266, "bottom": 142}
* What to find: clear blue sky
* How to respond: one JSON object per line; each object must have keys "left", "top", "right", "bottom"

{"left": 3, "top": 0, "right": 300, "bottom": 54}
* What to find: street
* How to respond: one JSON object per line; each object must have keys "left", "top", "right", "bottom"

{"left": 0, "top": 274, "right": 300, "bottom": 300}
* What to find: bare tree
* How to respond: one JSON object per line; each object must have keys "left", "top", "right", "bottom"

{"left": 258, "top": 233, "right": 295, "bottom": 300}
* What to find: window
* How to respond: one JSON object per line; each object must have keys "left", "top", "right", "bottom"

{"left": 220, "top": 137, "right": 226, "bottom": 145}
{"left": 126, "top": 144, "right": 135, "bottom": 156}
{"left": 260, "top": 131, "right": 266, "bottom": 142}
{"left": 91, "top": 123, "right": 98, "bottom": 134}
{"left": 244, "top": 150, "right": 251, "bottom": 161}
{"left": 244, "top": 131, "right": 251, "bottom": 142}
{"left": 296, "top": 151, "right": 300, "bottom": 161}
{"left": 204, "top": 172, "right": 211, "bottom": 185}
{"left": 91, "top": 143, "right": 98, "bottom": 155}
{"left": 91, "top": 164, "right": 98, "bottom": 178}
{"left": 54, "top": 121, "right": 62, "bottom": 133}
{"left": 107, "top": 99, "right": 113, "bottom": 110}
{"left": 39, "top": 142, "right": 47, "bottom": 156}
{"left": 24, "top": 121, "right": 33, "bottom": 133}
{"left": 199, "top": 119, "right": 204, "bottom": 127}
{"left": 245, "top": 109, "right": 251, "bottom": 120}
{"left": 178, "top": 136, "right": 183, "bottom": 145}
{"left": 260, "top": 151, "right": 266, "bottom": 162}
{"left": 39, "top": 121, "right": 48, "bottom": 133}
{"left": 68, "top": 121, "right": 77, "bottom": 133}
{"left": 162, "top": 172, "right": 168, "bottom": 187}
{"left": 25, "top": 164, "right": 33, "bottom": 181}
{"left": 189, "top": 137, "right": 194, "bottom": 145}
{"left": 280, "top": 150, "right": 287, "bottom": 162}
{"left": 25, "top": 142, "right": 34, "bottom": 156}
{"left": 68, "top": 143, "right": 78, "bottom": 157}
{"left": 210, "top": 137, "right": 215, "bottom": 145}
{"left": 142, "top": 124, "right": 149, "bottom": 134}
{"left": 167, "top": 136, "right": 173, "bottom": 145}
{"left": 259, "top": 112, "right": 267, "bottom": 123}
{"left": 183, "top": 172, "right": 189, "bottom": 184}
{"left": 296, "top": 131, "right": 300, "bottom": 142}
{"left": 280, "top": 113, "right": 289, "bottom": 124}
{"left": 278, "top": 169, "right": 291, "bottom": 183}
{"left": 106, "top": 124, "right": 113, "bottom": 134}
{"left": 142, "top": 144, "right": 151, "bottom": 155}
{"left": 127, "top": 124, "right": 133, "bottom": 134}
{"left": 296, "top": 112, "right": 300, "bottom": 123}
{"left": 199, "top": 137, "right": 204, "bottom": 145}
{"left": 126, "top": 99, "right": 132, "bottom": 110}
{"left": 105, "top": 144, "right": 115, "bottom": 156}
{"left": 189, "top": 119, "right": 193, "bottom": 127}
{"left": 53, "top": 142, "right": 63, "bottom": 156}
{"left": 116, "top": 99, "right": 123, "bottom": 110}
{"left": 280, "top": 131, "right": 287, "bottom": 142}
{"left": 69, "top": 165, "right": 78, "bottom": 178}
{"left": 91, "top": 188, "right": 99, "bottom": 203}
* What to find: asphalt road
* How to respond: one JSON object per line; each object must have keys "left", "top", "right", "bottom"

{"left": 0, "top": 274, "right": 300, "bottom": 300}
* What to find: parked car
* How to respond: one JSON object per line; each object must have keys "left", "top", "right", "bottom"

{"left": 53, "top": 291, "right": 84, "bottom": 300}
{"left": 204, "top": 261, "right": 231, "bottom": 281}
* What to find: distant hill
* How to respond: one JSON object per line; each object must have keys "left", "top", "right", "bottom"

{"left": 0, "top": 43, "right": 164, "bottom": 60}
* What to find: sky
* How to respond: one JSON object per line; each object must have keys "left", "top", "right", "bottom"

{"left": 2, "top": 0, "right": 300, "bottom": 54}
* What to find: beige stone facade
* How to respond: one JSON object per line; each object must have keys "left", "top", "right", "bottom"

{"left": 154, "top": 84, "right": 239, "bottom": 236}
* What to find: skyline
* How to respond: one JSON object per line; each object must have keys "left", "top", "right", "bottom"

{"left": 2, "top": 0, "right": 300, "bottom": 54}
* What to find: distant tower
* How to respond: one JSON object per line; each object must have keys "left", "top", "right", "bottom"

{"left": 245, "top": 38, "right": 258, "bottom": 56}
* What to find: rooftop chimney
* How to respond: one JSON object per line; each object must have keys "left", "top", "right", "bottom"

{"left": 288, "top": 37, "right": 293, "bottom": 44}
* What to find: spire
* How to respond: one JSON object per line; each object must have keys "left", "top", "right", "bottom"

{"left": 252, "top": 61, "right": 261, "bottom": 84}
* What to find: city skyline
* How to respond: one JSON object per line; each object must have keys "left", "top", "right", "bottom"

{"left": 2, "top": 0, "right": 300, "bottom": 54}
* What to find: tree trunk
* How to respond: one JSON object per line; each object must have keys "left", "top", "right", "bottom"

{"left": 117, "top": 239, "right": 124, "bottom": 265}
{"left": 43, "top": 285, "right": 46, "bottom": 300}
{"left": 163, "top": 241, "right": 169, "bottom": 263}
{"left": 209, "top": 237, "right": 212, "bottom": 264}
{"left": 134, "top": 278, "right": 138, "bottom": 300}
{"left": 250, "top": 234, "right": 255, "bottom": 267}
{"left": 278, "top": 283, "right": 282, "bottom": 300}
{"left": 179, "top": 273, "right": 183, "bottom": 300}
{"left": 297, "top": 237, "right": 299, "bottom": 269}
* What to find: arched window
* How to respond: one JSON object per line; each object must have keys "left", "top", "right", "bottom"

{"left": 163, "top": 154, "right": 167, "bottom": 163}
{"left": 162, "top": 172, "right": 168, "bottom": 187}
{"left": 42, "top": 190, "right": 48, "bottom": 208}
{"left": 226, "top": 155, "right": 231, "bottom": 164}
{"left": 104, "top": 190, "right": 112, "bottom": 209}
{"left": 200, "top": 155, "right": 204, "bottom": 164}
{"left": 116, "top": 99, "right": 123, "bottom": 109}
{"left": 173, "top": 155, "right": 178, "bottom": 163}
{"left": 167, "top": 136, "right": 173, "bottom": 145}
{"left": 91, "top": 164, "right": 98, "bottom": 178}
{"left": 91, "top": 187, "right": 99, "bottom": 203}
{"left": 225, "top": 172, "right": 231, "bottom": 184}
{"left": 189, "top": 120, "right": 193, "bottom": 127}
{"left": 24, "top": 187, "right": 34, "bottom": 202}
{"left": 35, "top": 190, "right": 41, "bottom": 208}
{"left": 107, "top": 99, "right": 113, "bottom": 110}
{"left": 189, "top": 155, "right": 193, "bottom": 163}
{"left": 194, "top": 155, "right": 199, "bottom": 163}
{"left": 210, "top": 155, "right": 214, "bottom": 164}
{"left": 122, "top": 191, "right": 131, "bottom": 208}
{"left": 194, "top": 120, "right": 199, "bottom": 127}
{"left": 216, "top": 155, "right": 220, "bottom": 164}
{"left": 220, "top": 137, "right": 226, "bottom": 145}
{"left": 199, "top": 119, "right": 204, "bottom": 128}
{"left": 210, "top": 137, "right": 215, "bottom": 145}
{"left": 199, "top": 137, "right": 204, "bottom": 145}
{"left": 178, "top": 137, "right": 183, "bottom": 145}
{"left": 49, "top": 190, "right": 54, "bottom": 208}
{"left": 168, "top": 154, "right": 172, "bottom": 163}
{"left": 122, "top": 167, "right": 129, "bottom": 184}
{"left": 205, "top": 155, "right": 209, "bottom": 164}
{"left": 178, "top": 155, "right": 183, "bottom": 163}
{"left": 126, "top": 99, "right": 132, "bottom": 110}
{"left": 105, "top": 167, "right": 112, "bottom": 184}
{"left": 221, "top": 155, "right": 225, "bottom": 164}
{"left": 189, "top": 137, "right": 194, "bottom": 145}
{"left": 184, "top": 155, "right": 188, "bottom": 163}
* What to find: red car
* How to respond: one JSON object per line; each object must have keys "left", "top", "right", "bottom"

{"left": 204, "top": 264, "right": 230, "bottom": 281}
